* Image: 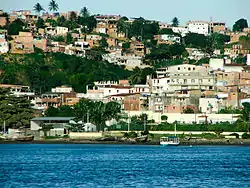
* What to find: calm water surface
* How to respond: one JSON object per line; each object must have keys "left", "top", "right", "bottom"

{"left": 0, "top": 144, "right": 250, "bottom": 188}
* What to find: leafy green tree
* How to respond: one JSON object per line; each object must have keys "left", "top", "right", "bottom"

{"left": 0, "top": 53, "right": 131, "bottom": 93}
{"left": 234, "top": 54, "right": 247, "bottom": 64}
{"left": 66, "top": 33, "right": 73, "bottom": 44}
{"left": 99, "top": 37, "right": 108, "bottom": 48}
{"left": 57, "top": 16, "right": 66, "bottom": 26}
{"left": 45, "top": 106, "right": 59, "bottom": 117}
{"left": 241, "top": 102, "right": 250, "bottom": 122}
{"left": 46, "top": 18, "right": 57, "bottom": 27}
{"left": 117, "top": 16, "right": 129, "bottom": 34}
{"left": 161, "top": 115, "right": 168, "bottom": 121}
{"left": 40, "top": 123, "right": 54, "bottom": 137}
{"left": 129, "top": 17, "right": 145, "bottom": 39}
{"left": 129, "top": 67, "right": 142, "bottom": 84}
{"left": 233, "top": 18, "right": 248, "bottom": 32}
{"left": 51, "top": 35, "right": 65, "bottom": 42}
{"left": 36, "top": 18, "right": 45, "bottom": 28}
{"left": 73, "top": 99, "right": 121, "bottom": 131}
{"left": 7, "top": 19, "right": 25, "bottom": 35}
{"left": 0, "top": 88, "right": 34, "bottom": 129}
{"left": 159, "top": 28, "right": 174, "bottom": 35}
{"left": 49, "top": 0, "right": 59, "bottom": 13}
{"left": 171, "top": 17, "right": 179, "bottom": 27}
{"left": 184, "top": 33, "right": 208, "bottom": 50}
{"left": 80, "top": 7, "right": 90, "bottom": 18}
{"left": 33, "top": 3, "right": 45, "bottom": 15}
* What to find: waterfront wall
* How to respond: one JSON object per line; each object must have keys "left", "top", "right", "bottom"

{"left": 125, "top": 111, "right": 239, "bottom": 124}
{"left": 69, "top": 132, "right": 103, "bottom": 139}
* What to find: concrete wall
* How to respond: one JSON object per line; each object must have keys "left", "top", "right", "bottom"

{"left": 31, "top": 120, "right": 41, "bottom": 130}
{"left": 69, "top": 132, "right": 103, "bottom": 139}
{"left": 126, "top": 111, "right": 239, "bottom": 124}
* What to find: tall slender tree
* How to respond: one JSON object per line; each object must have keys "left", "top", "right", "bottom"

{"left": 172, "top": 17, "right": 179, "bottom": 27}
{"left": 49, "top": 0, "right": 59, "bottom": 13}
{"left": 33, "top": 3, "right": 45, "bottom": 15}
{"left": 80, "top": 7, "right": 90, "bottom": 18}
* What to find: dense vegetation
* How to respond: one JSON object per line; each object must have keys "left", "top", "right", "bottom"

{"left": 45, "top": 98, "right": 121, "bottom": 131}
{"left": 0, "top": 53, "right": 131, "bottom": 93}
{"left": 0, "top": 88, "right": 34, "bottom": 129}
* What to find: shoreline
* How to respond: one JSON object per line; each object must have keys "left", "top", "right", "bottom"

{"left": 1, "top": 139, "right": 250, "bottom": 146}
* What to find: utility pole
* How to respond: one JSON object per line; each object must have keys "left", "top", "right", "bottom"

{"left": 128, "top": 115, "right": 130, "bottom": 132}
{"left": 87, "top": 110, "right": 89, "bottom": 123}
{"left": 143, "top": 114, "right": 146, "bottom": 132}
{"left": 3, "top": 120, "right": 6, "bottom": 134}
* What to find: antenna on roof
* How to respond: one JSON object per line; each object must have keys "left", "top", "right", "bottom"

{"left": 210, "top": 16, "right": 213, "bottom": 34}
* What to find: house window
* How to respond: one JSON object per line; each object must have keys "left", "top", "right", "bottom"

{"left": 188, "top": 68, "right": 191, "bottom": 71}
{"left": 117, "top": 90, "right": 119, "bottom": 93}
{"left": 109, "top": 90, "right": 111, "bottom": 93}
{"left": 191, "top": 79, "right": 195, "bottom": 83}
{"left": 193, "top": 68, "right": 195, "bottom": 70}
{"left": 209, "top": 86, "right": 213, "bottom": 90}
{"left": 178, "top": 67, "right": 180, "bottom": 70}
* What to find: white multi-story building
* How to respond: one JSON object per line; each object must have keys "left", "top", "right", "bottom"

{"left": 199, "top": 98, "right": 219, "bottom": 114}
{"left": 171, "top": 26, "right": 189, "bottom": 37}
{"left": 0, "top": 34, "right": 8, "bottom": 53}
{"left": 103, "top": 51, "right": 144, "bottom": 70}
{"left": 148, "top": 64, "right": 214, "bottom": 94}
{"left": 51, "top": 86, "right": 73, "bottom": 93}
{"left": 187, "top": 21, "right": 210, "bottom": 35}
{"left": 0, "top": 40, "right": 9, "bottom": 53}
{"left": 56, "top": 26, "right": 68, "bottom": 36}
{"left": 209, "top": 58, "right": 244, "bottom": 73}
{"left": 157, "top": 34, "right": 181, "bottom": 43}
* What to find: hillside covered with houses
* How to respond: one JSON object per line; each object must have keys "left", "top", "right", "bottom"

{"left": 0, "top": 1, "right": 250, "bottom": 135}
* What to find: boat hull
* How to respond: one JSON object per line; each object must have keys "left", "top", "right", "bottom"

{"left": 160, "top": 142, "right": 180, "bottom": 146}
{"left": 15, "top": 136, "right": 34, "bottom": 142}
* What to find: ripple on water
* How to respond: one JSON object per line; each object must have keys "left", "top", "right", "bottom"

{"left": 0, "top": 144, "right": 250, "bottom": 187}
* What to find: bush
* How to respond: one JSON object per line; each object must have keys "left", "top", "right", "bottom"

{"left": 200, "top": 133, "right": 217, "bottom": 139}
{"left": 141, "top": 130, "right": 149, "bottom": 136}
{"left": 161, "top": 115, "right": 168, "bottom": 121}
{"left": 128, "top": 132, "right": 138, "bottom": 138}
{"left": 229, "top": 133, "right": 239, "bottom": 139}
{"left": 242, "top": 133, "right": 250, "bottom": 139}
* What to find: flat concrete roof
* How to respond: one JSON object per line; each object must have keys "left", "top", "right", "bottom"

{"left": 31, "top": 117, "right": 75, "bottom": 121}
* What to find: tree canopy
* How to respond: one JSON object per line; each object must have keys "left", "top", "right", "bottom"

{"left": 33, "top": 3, "right": 45, "bottom": 15}
{"left": 45, "top": 99, "right": 121, "bottom": 131}
{"left": 233, "top": 18, "right": 248, "bottom": 32}
{"left": 49, "top": 0, "right": 59, "bottom": 13}
{"left": 0, "top": 53, "right": 131, "bottom": 94}
{"left": 172, "top": 17, "right": 179, "bottom": 27}
{"left": 7, "top": 19, "right": 25, "bottom": 35}
{"left": 0, "top": 88, "right": 34, "bottom": 129}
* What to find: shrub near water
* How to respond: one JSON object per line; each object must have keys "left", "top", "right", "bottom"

{"left": 154, "top": 122, "right": 248, "bottom": 132}
{"left": 242, "top": 133, "right": 250, "bottom": 139}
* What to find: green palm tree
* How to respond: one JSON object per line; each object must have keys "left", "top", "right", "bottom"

{"left": 49, "top": 0, "right": 59, "bottom": 13}
{"left": 33, "top": 3, "right": 45, "bottom": 15}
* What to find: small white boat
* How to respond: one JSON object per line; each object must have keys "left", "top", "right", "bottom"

{"left": 160, "top": 136, "right": 180, "bottom": 146}
{"left": 160, "top": 122, "right": 180, "bottom": 146}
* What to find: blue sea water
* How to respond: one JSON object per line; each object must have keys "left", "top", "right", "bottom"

{"left": 0, "top": 144, "right": 250, "bottom": 188}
